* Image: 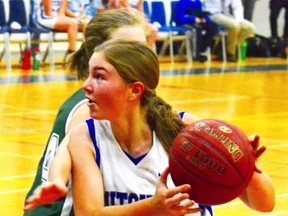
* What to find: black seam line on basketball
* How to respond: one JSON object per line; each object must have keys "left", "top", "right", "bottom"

{"left": 180, "top": 131, "right": 247, "bottom": 186}
{"left": 170, "top": 145, "right": 243, "bottom": 189}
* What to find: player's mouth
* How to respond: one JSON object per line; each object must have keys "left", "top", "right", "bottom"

{"left": 86, "top": 97, "right": 95, "bottom": 106}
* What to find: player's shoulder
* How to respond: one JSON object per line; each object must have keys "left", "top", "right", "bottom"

{"left": 179, "top": 111, "right": 198, "bottom": 124}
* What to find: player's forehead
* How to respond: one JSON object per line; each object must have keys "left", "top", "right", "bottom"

{"left": 109, "top": 25, "right": 146, "bottom": 43}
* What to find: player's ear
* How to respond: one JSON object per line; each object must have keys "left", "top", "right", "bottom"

{"left": 129, "top": 81, "right": 144, "bottom": 101}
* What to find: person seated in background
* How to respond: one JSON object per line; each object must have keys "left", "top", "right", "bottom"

{"left": 269, "top": 0, "right": 288, "bottom": 58}
{"left": 84, "top": 0, "right": 113, "bottom": 20}
{"left": 175, "top": 0, "right": 219, "bottom": 62}
{"left": 241, "top": 0, "right": 259, "bottom": 21}
{"left": 84, "top": 0, "right": 157, "bottom": 48}
{"left": 33, "top": 0, "right": 79, "bottom": 57}
{"left": 67, "top": 0, "right": 90, "bottom": 35}
{"left": 115, "top": 0, "right": 158, "bottom": 48}
{"left": 204, "top": 0, "right": 255, "bottom": 62}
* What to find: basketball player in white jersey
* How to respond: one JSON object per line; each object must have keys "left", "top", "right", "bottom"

{"left": 25, "top": 39, "right": 275, "bottom": 215}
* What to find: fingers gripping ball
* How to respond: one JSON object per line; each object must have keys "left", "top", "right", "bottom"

{"left": 169, "top": 119, "right": 255, "bottom": 206}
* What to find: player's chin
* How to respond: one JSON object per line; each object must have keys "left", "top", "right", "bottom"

{"left": 89, "top": 109, "right": 99, "bottom": 119}
{"left": 89, "top": 110, "right": 106, "bottom": 120}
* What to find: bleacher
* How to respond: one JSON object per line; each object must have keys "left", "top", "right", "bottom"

{"left": 0, "top": 0, "right": 203, "bottom": 70}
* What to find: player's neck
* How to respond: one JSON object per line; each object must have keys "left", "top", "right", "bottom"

{"left": 111, "top": 122, "right": 153, "bottom": 158}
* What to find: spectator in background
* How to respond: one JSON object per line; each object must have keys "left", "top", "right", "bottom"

{"left": 269, "top": 0, "right": 288, "bottom": 40}
{"left": 85, "top": 0, "right": 113, "bottom": 20}
{"left": 85, "top": 0, "right": 157, "bottom": 42}
{"left": 116, "top": 0, "right": 158, "bottom": 48}
{"left": 269, "top": 0, "right": 288, "bottom": 56}
{"left": 242, "top": 0, "right": 259, "bottom": 21}
{"left": 175, "top": 0, "right": 219, "bottom": 62}
{"left": 204, "top": 0, "right": 255, "bottom": 62}
{"left": 33, "top": 0, "right": 79, "bottom": 56}
{"left": 68, "top": 0, "right": 90, "bottom": 35}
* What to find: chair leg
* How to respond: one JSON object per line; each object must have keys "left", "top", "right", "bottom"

{"left": 206, "top": 47, "right": 211, "bottom": 62}
{"left": 186, "top": 30, "right": 193, "bottom": 64}
{"left": 42, "top": 32, "right": 55, "bottom": 69}
{"left": 159, "top": 40, "right": 169, "bottom": 57}
{"left": 178, "top": 40, "right": 186, "bottom": 57}
{"left": 27, "top": 32, "right": 31, "bottom": 49}
{"left": 221, "top": 33, "right": 227, "bottom": 62}
{"left": 42, "top": 46, "right": 49, "bottom": 64}
{"left": 191, "top": 29, "right": 197, "bottom": 59}
{"left": 0, "top": 46, "right": 4, "bottom": 62}
{"left": 48, "top": 31, "right": 54, "bottom": 69}
{"left": 237, "top": 44, "right": 241, "bottom": 61}
{"left": 18, "top": 43, "right": 24, "bottom": 65}
{"left": 4, "top": 32, "right": 11, "bottom": 71}
{"left": 169, "top": 32, "right": 174, "bottom": 63}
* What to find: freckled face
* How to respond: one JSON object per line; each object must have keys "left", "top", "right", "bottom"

{"left": 82, "top": 25, "right": 146, "bottom": 120}
{"left": 82, "top": 52, "right": 131, "bottom": 120}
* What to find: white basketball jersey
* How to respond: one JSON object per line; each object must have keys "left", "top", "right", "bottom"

{"left": 86, "top": 118, "right": 213, "bottom": 216}
{"left": 129, "top": 0, "right": 140, "bottom": 8}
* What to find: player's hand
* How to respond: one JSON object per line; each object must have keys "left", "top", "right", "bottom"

{"left": 249, "top": 135, "right": 266, "bottom": 173}
{"left": 195, "top": 17, "right": 202, "bottom": 24}
{"left": 151, "top": 167, "right": 201, "bottom": 216}
{"left": 23, "top": 181, "right": 68, "bottom": 212}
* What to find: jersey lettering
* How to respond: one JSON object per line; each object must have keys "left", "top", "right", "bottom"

{"left": 41, "top": 133, "right": 59, "bottom": 183}
{"left": 104, "top": 191, "right": 152, "bottom": 206}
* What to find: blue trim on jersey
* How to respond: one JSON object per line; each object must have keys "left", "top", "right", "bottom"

{"left": 179, "top": 111, "right": 185, "bottom": 120}
{"left": 199, "top": 204, "right": 213, "bottom": 216}
{"left": 123, "top": 150, "right": 148, "bottom": 165}
{"left": 85, "top": 115, "right": 213, "bottom": 215}
{"left": 86, "top": 118, "right": 101, "bottom": 167}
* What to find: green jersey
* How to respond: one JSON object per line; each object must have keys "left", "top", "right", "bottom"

{"left": 24, "top": 89, "right": 86, "bottom": 216}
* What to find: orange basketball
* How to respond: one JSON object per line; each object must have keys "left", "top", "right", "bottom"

{"left": 169, "top": 119, "right": 255, "bottom": 205}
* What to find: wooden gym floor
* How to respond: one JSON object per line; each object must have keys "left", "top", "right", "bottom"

{"left": 0, "top": 56, "right": 287, "bottom": 215}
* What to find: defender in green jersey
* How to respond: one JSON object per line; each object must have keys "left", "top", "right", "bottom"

{"left": 24, "top": 9, "right": 148, "bottom": 215}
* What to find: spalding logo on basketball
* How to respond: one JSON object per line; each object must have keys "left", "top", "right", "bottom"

{"left": 169, "top": 119, "right": 255, "bottom": 205}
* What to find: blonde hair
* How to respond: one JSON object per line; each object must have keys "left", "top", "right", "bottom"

{"left": 94, "top": 39, "right": 184, "bottom": 153}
